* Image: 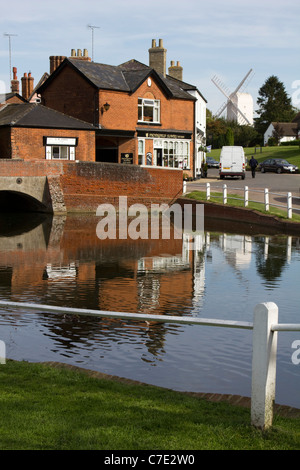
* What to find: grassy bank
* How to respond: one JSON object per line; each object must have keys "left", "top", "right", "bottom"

{"left": 208, "top": 145, "right": 300, "bottom": 168}
{"left": 0, "top": 361, "right": 299, "bottom": 450}
{"left": 186, "top": 190, "right": 300, "bottom": 222}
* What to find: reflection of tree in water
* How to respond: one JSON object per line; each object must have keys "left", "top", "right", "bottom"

{"left": 254, "top": 237, "right": 288, "bottom": 283}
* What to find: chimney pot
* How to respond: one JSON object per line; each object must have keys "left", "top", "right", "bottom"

{"left": 149, "top": 38, "right": 167, "bottom": 77}
{"left": 71, "top": 49, "right": 76, "bottom": 56}
{"left": 168, "top": 60, "right": 183, "bottom": 81}
{"left": 77, "top": 49, "right": 82, "bottom": 57}
{"left": 11, "top": 67, "right": 19, "bottom": 93}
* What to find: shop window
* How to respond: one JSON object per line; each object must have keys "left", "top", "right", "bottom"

{"left": 159, "top": 140, "right": 190, "bottom": 169}
{"left": 138, "top": 98, "right": 160, "bottom": 123}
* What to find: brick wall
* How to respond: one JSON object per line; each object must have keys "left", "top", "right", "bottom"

{"left": 42, "top": 66, "right": 98, "bottom": 125}
{"left": 0, "top": 127, "right": 95, "bottom": 161}
{"left": 0, "top": 160, "right": 183, "bottom": 212}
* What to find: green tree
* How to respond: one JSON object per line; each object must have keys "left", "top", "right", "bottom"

{"left": 225, "top": 127, "right": 234, "bottom": 145}
{"left": 254, "top": 76, "right": 296, "bottom": 139}
{"left": 233, "top": 125, "right": 259, "bottom": 147}
{"left": 206, "top": 110, "right": 227, "bottom": 148}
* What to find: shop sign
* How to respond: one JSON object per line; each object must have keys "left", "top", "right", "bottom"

{"left": 121, "top": 153, "right": 133, "bottom": 164}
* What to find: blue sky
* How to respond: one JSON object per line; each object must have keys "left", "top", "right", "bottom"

{"left": 1, "top": 0, "right": 299, "bottom": 116}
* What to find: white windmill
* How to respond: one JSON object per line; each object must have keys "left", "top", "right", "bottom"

{"left": 211, "top": 69, "right": 254, "bottom": 125}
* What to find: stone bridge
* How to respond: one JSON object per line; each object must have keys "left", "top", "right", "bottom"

{"left": 0, "top": 176, "right": 66, "bottom": 213}
{"left": 0, "top": 160, "right": 183, "bottom": 214}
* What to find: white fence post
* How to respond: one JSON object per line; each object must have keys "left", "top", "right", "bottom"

{"left": 251, "top": 302, "right": 278, "bottom": 430}
{"left": 183, "top": 180, "right": 187, "bottom": 194}
{"left": 287, "top": 192, "right": 292, "bottom": 219}
{"left": 264, "top": 188, "right": 269, "bottom": 212}
{"left": 223, "top": 184, "right": 227, "bottom": 204}
{"left": 206, "top": 182, "right": 210, "bottom": 200}
{"left": 244, "top": 186, "right": 249, "bottom": 207}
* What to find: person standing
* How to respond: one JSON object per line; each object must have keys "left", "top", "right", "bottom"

{"left": 249, "top": 156, "right": 258, "bottom": 178}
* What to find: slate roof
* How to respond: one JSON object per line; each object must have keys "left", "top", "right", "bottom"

{"left": 37, "top": 58, "right": 198, "bottom": 101}
{"left": 0, "top": 103, "right": 96, "bottom": 130}
{"left": 0, "top": 93, "right": 27, "bottom": 104}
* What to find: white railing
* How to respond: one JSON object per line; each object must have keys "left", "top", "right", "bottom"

{"left": 0, "top": 300, "right": 299, "bottom": 430}
{"left": 191, "top": 182, "right": 300, "bottom": 219}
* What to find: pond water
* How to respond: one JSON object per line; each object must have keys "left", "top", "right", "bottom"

{"left": 0, "top": 213, "right": 299, "bottom": 408}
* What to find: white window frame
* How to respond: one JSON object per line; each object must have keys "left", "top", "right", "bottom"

{"left": 157, "top": 139, "right": 190, "bottom": 169}
{"left": 138, "top": 98, "right": 160, "bottom": 123}
{"left": 46, "top": 145, "right": 75, "bottom": 160}
{"left": 138, "top": 139, "right": 145, "bottom": 165}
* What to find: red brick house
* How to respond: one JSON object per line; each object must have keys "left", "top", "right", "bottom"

{"left": 0, "top": 103, "right": 95, "bottom": 161}
{"left": 37, "top": 42, "right": 199, "bottom": 175}
{"left": 0, "top": 92, "right": 27, "bottom": 109}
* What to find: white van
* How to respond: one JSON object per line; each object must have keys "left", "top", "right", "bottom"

{"left": 219, "top": 146, "right": 246, "bottom": 180}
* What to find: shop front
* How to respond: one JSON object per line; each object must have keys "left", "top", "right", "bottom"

{"left": 137, "top": 130, "right": 192, "bottom": 170}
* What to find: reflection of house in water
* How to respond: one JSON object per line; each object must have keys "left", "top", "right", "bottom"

{"left": 1, "top": 213, "right": 297, "bottom": 362}
{"left": 219, "top": 234, "right": 252, "bottom": 269}
{"left": 44, "top": 263, "right": 77, "bottom": 280}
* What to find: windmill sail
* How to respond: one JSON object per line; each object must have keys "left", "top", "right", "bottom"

{"left": 211, "top": 70, "right": 254, "bottom": 125}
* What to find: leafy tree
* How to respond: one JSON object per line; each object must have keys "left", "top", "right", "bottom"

{"left": 206, "top": 110, "right": 227, "bottom": 148}
{"left": 233, "top": 125, "right": 259, "bottom": 147}
{"left": 225, "top": 127, "right": 234, "bottom": 145}
{"left": 254, "top": 76, "right": 296, "bottom": 139}
{"left": 272, "top": 123, "right": 285, "bottom": 145}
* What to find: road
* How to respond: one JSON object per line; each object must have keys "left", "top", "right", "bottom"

{"left": 186, "top": 168, "right": 300, "bottom": 209}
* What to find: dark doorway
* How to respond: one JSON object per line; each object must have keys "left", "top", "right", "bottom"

{"left": 96, "top": 148, "right": 118, "bottom": 163}
{"left": 156, "top": 149, "right": 163, "bottom": 166}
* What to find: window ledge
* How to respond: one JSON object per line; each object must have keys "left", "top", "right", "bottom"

{"left": 137, "top": 121, "right": 162, "bottom": 126}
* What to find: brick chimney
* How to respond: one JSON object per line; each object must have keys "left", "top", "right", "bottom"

{"left": 168, "top": 60, "right": 183, "bottom": 81}
{"left": 21, "top": 72, "right": 34, "bottom": 101}
{"left": 11, "top": 67, "right": 20, "bottom": 93}
{"left": 149, "top": 39, "right": 167, "bottom": 77}
{"left": 70, "top": 49, "right": 91, "bottom": 62}
{"left": 49, "top": 56, "right": 66, "bottom": 74}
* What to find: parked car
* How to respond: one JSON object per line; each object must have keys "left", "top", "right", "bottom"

{"left": 259, "top": 158, "right": 298, "bottom": 174}
{"left": 206, "top": 156, "right": 219, "bottom": 168}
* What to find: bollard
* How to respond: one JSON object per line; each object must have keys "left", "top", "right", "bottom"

{"left": 287, "top": 192, "right": 292, "bottom": 219}
{"left": 206, "top": 182, "right": 210, "bottom": 200}
{"left": 264, "top": 188, "right": 269, "bottom": 212}
{"left": 251, "top": 303, "right": 278, "bottom": 430}
{"left": 244, "top": 186, "right": 249, "bottom": 207}
{"left": 223, "top": 184, "right": 227, "bottom": 204}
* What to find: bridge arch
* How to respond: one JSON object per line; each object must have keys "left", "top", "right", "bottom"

{"left": 0, "top": 177, "right": 53, "bottom": 213}
{"left": 0, "top": 190, "right": 49, "bottom": 213}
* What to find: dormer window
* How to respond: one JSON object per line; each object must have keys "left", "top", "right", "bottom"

{"left": 138, "top": 98, "right": 160, "bottom": 123}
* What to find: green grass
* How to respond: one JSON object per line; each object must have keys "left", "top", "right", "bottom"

{"left": 208, "top": 145, "right": 300, "bottom": 168}
{"left": 186, "top": 190, "right": 300, "bottom": 222}
{"left": 0, "top": 361, "right": 299, "bottom": 450}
